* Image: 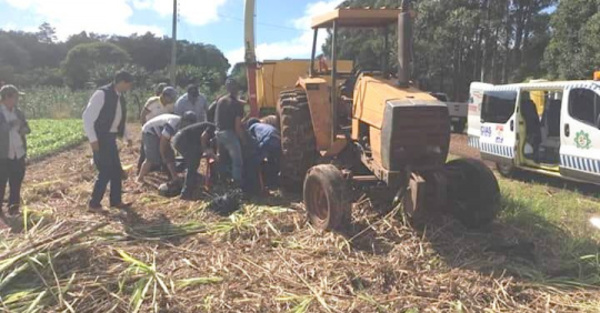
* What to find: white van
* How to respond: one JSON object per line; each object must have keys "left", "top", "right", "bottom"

{"left": 468, "top": 79, "right": 600, "bottom": 185}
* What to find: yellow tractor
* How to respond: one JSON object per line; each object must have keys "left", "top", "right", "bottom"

{"left": 277, "top": 1, "right": 501, "bottom": 230}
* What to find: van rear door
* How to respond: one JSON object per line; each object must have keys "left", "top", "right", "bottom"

{"left": 467, "top": 82, "right": 493, "bottom": 148}
{"left": 479, "top": 89, "right": 518, "bottom": 164}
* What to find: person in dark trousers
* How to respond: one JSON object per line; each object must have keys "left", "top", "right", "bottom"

{"left": 82, "top": 71, "right": 133, "bottom": 213}
{"left": 0, "top": 85, "right": 30, "bottom": 215}
{"left": 215, "top": 78, "right": 245, "bottom": 186}
{"left": 172, "top": 122, "right": 217, "bottom": 200}
{"left": 247, "top": 118, "right": 281, "bottom": 187}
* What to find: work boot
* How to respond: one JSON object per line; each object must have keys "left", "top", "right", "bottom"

{"left": 7, "top": 204, "right": 19, "bottom": 216}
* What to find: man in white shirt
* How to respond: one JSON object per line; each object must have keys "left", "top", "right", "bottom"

{"left": 0, "top": 85, "right": 30, "bottom": 215}
{"left": 137, "top": 112, "right": 197, "bottom": 184}
{"left": 82, "top": 71, "right": 133, "bottom": 212}
{"left": 174, "top": 85, "right": 208, "bottom": 122}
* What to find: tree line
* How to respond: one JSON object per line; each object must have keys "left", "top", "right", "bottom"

{"left": 326, "top": 0, "right": 600, "bottom": 101}
{"left": 0, "top": 23, "right": 230, "bottom": 96}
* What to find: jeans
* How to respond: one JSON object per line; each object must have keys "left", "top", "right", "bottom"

{"left": 0, "top": 157, "right": 25, "bottom": 212}
{"left": 216, "top": 130, "right": 243, "bottom": 184}
{"left": 90, "top": 133, "right": 122, "bottom": 207}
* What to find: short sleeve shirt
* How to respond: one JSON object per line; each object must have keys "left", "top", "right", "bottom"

{"left": 144, "top": 96, "right": 174, "bottom": 121}
{"left": 142, "top": 114, "right": 181, "bottom": 139}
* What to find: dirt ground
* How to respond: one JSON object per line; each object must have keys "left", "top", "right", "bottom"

{"left": 1, "top": 129, "right": 600, "bottom": 312}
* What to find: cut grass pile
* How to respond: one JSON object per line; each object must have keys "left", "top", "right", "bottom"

{"left": 27, "top": 119, "right": 85, "bottom": 160}
{"left": 0, "top": 140, "right": 599, "bottom": 312}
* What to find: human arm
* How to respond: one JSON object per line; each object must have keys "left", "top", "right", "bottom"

{"left": 16, "top": 109, "right": 31, "bottom": 136}
{"left": 82, "top": 90, "right": 105, "bottom": 151}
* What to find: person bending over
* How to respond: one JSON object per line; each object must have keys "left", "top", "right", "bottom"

{"left": 137, "top": 112, "right": 197, "bottom": 183}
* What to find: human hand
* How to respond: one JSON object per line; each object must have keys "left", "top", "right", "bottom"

{"left": 90, "top": 141, "right": 100, "bottom": 152}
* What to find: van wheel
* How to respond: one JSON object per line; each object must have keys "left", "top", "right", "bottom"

{"left": 496, "top": 162, "right": 515, "bottom": 177}
{"left": 304, "top": 164, "right": 351, "bottom": 231}
{"left": 445, "top": 158, "right": 501, "bottom": 229}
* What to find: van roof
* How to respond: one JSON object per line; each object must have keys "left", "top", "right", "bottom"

{"left": 473, "top": 80, "right": 600, "bottom": 92}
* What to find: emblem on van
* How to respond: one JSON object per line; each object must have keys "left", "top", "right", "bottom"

{"left": 575, "top": 131, "right": 591, "bottom": 149}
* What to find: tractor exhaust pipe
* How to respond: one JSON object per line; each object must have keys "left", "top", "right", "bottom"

{"left": 398, "top": 0, "right": 412, "bottom": 88}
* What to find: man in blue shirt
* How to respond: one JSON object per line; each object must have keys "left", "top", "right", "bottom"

{"left": 174, "top": 85, "right": 208, "bottom": 122}
{"left": 246, "top": 118, "right": 281, "bottom": 189}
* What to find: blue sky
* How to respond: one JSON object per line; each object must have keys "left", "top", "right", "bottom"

{"left": 0, "top": 0, "right": 342, "bottom": 66}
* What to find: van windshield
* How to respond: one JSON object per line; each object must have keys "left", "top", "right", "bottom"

{"left": 481, "top": 91, "right": 517, "bottom": 124}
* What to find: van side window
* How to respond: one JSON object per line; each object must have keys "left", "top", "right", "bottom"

{"left": 569, "top": 88, "right": 600, "bottom": 127}
{"left": 481, "top": 91, "right": 517, "bottom": 124}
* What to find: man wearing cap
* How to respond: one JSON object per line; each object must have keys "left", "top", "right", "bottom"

{"left": 138, "top": 86, "right": 178, "bottom": 174}
{"left": 0, "top": 85, "right": 30, "bottom": 215}
{"left": 154, "top": 82, "right": 168, "bottom": 97}
{"left": 215, "top": 78, "right": 246, "bottom": 186}
{"left": 137, "top": 112, "right": 197, "bottom": 184}
{"left": 82, "top": 71, "right": 133, "bottom": 212}
{"left": 140, "top": 86, "right": 178, "bottom": 124}
{"left": 174, "top": 84, "right": 209, "bottom": 122}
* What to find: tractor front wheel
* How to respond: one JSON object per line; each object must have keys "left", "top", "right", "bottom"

{"left": 303, "top": 164, "right": 351, "bottom": 231}
{"left": 445, "top": 158, "right": 501, "bottom": 228}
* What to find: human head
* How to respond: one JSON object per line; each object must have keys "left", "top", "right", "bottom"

{"left": 187, "top": 85, "right": 200, "bottom": 101}
{"left": 160, "top": 86, "right": 178, "bottom": 104}
{"left": 180, "top": 111, "right": 197, "bottom": 129}
{"left": 247, "top": 118, "right": 260, "bottom": 129}
{"left": 0, "top": 84, "right": 23, "bottom": 109}
{"left": 113, "top": 70, "right": 134, "bottom": 93}
{"left": 155, "top": 82, "right": 168, "bottom": 96}
{"left": 225, "top": 77, "right": 239, "bottom": 96}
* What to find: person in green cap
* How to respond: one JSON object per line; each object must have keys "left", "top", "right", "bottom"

{"left": 0, "top": 84, "right": 30, "bottom": 215}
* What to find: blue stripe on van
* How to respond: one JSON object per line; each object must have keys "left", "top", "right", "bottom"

{"left": 561, "top": 154, "right": 600, "bottom": 175}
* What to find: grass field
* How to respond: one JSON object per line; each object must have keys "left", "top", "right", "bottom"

{"left": 27, "top": 119, "right": 86, "bottom": 160}
{"left": 0, "top": 135, "right": 599, "bottom": 311}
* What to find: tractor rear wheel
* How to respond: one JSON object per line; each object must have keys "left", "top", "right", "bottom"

{"left": 445, "top": 158, "right": 501, "bottom": 228}
{"left": 303, "top": 164, "right": 351, "bottom": 231}
{"left": 278, "top": 89, "right": 316, "bottom": 192}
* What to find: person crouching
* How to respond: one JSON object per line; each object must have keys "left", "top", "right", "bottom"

{"left": 137, "top": 112, "right": 197, "bottom": 184}
{"left": 172, "top": 122, "right": 217, "bottom": 200}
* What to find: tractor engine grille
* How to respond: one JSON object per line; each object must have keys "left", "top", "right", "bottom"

{"left": 381, "top": 100, "right": 450, "bottom": 172}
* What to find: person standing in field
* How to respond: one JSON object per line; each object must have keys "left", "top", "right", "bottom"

{"left": 0, "top": 85, "right": 30, "bottom": 216}
{"left": 215, "top": 78, "right": 245, "bottom": 187}
{"left": 137, "top": 86, "right": 178, "bottom": 174}
{"left": 174, "top": 84, "right": 209, "bottom": 122}
{"left": 82, "top": 71, "right": 133, "bottom": 213}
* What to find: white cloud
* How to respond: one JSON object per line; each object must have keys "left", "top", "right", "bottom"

{"left": 3, "top": 0, "right": 164, "bottom": 40}
{"left": 133, "top": 0, "right": 228, "bottom": 26}
{"left": 225, "top": 0, "right": 342, "bottom": 67}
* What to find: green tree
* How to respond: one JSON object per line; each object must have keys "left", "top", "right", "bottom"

{"left": 62, "top": 42, "right": 131, "bottom": 89}
{"left": 543, "top": 0, "right": 600, "bottom": 79}
{"left": 323, "top": 0, "right": 556, "bottom": 100}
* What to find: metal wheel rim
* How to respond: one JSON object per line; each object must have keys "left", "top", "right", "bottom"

{"left": 307, "top": 180, "right": 329, "bottom": 221}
